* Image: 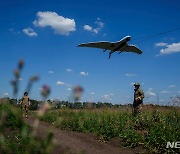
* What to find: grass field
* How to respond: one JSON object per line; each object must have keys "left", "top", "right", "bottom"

{"left": 1, "top": 99, "right": 180, "bottom": 153}
{"left": 41, "top": 105, "right": 180, "bottom": 153}
{"left": 0, "top": 101, "right": 55, "bottom": 154}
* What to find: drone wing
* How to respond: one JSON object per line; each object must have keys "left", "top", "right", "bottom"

{"left": 78, "top": 41, "right": 113, "bottom": 50}
{"left": 124, "top": 45, "right": 142, "bottom": 54}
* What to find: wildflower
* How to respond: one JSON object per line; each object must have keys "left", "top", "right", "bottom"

{"left": 30, "top": 75, "right": 39, "bottom": 82}
{"left": 41, "top": 85, "right": 51, "bottom": 98}
{"left": 18, "top": 59, "right": 24, "bottom": 70}
{"left": 73, "top": 86, "right": 84, "bottom": 101}
{"left": 37, "top": 102, "right": 51, "bottom": 117}
{"left": 14, "top": 69, "right": 20, "bottom": 79}
{"left": 26, "top": 75, "right": 39, "bottom": 93}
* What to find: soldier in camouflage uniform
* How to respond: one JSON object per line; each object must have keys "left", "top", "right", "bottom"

{"left": 20, "top": 92, "right": 30, "bottom": 118}
{"left": 133, "top": 82, "right": 144, "bottom": 115}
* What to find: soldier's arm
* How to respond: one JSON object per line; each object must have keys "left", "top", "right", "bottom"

{"left": 20, "top": 97, "right": 24, "bottom": 105}
{"left": 138, "top": 90, "right": 144, "bottom": 100}
{"left": 28, "top": 97, "right": 31, "bottom": 106}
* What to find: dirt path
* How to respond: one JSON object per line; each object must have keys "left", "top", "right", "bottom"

{"left": 24, "top": 117, "right": 142, "bottom": 154}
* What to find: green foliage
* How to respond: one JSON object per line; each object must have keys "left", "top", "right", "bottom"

{"left": 41, "top": 107, "right": 180, "bottom": 153}
{"left": 0, "top": 102, "right": 55, "bottom": 154}
{"left": 0, "top": 103, "right": 24, "bottom": 130}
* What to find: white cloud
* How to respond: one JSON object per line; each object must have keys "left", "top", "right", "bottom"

{"left": 146, "top": 88, "right": 156, "bottom": 97}
{"left": 48, "top": 71, "right": 54, "bottom": 74}
{"left": 18, "top": 78, "right": 23, "bottom": 81}
{"left": 56, "top": 81, "right": 71, "bottom": 87}
{"left": 160, "top": 90, "right": 170, "bottom": 94}
{"left": 130, "top": 82, "right": 135, "bottom": 86}
{"left": 90, "top": 92, "right": 95, "bottom": 95}
{"left": 158, "top": 42, "right": 180, "bottom": 55}
{"left": 66, "top": 68, "right": 73, "bottom": 72}
{"left": 80, "top": 72, "right": 89, "bottom": 76}
{"left": 23, "top": 27, "right": 37, "bottom": 37}
{"left": 3, "top": 93, "right": 9, "bottom": 96}
{"left": 125, "top": 73, "right": 137, "bottom": 77}
{"left": 102, "top": 94, "right": 112, "bottom": 101}
{"left": 33, "top": 11, "right": 76, "bottom": 36}
{"left": 9, "top": 28, "right": 20, "bottom": 35}
{"left": 95, "top": 20, "right": 104, "bottom": 28}
{"left": 130, "top": 82, "right": 144, "bottom": 86}
{"left": 83, "top": 18, "right": 104, "bottom": 34}
{"left": 155, "top": 42, "right": 168, "bottom": 47}
{"left": 83, "top": 25, "right": 99, "bottom": 34}
{"left": 67, "top": 88, "right": 72, "bottom": 91}
{"left": 39, "top": 88, "right": 42, "bottom": 90}
{"left": 56, "top": 81, "right": 65, "bottom": 85}
{"left": 84, "top": 25, "right": 92, "bottom": 31}
{"left": 101, "top": 93, "right": 114, "bottom": 101}
{"left": 160, "top": 99, "right": 164, "bottom": 102}
{"left": 168, "top": 85, "right": 176, "bottom": 88}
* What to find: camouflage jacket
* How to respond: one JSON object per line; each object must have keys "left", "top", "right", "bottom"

{"left": 134, "top": 88, "right": 144, "bottom": 105}
{"left": 22, "top": 96, "right": 29, "bottom": 106}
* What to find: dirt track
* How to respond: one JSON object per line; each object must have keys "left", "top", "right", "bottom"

{"left": 25, "top": 117, "right": 143, "bottom": 154}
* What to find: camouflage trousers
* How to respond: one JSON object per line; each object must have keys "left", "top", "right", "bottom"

{"left": 133, "top": 103, "right": 142, "bottom": 115}
{"left": 22, "top": 105, "right": 29, "bottom": 117}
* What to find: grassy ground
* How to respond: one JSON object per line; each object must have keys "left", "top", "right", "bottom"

{"left": 0, "top": 101, "right": 55, "bottom": 154}
{"left": 41, "top": 106, "right": 180, "bottom": 153}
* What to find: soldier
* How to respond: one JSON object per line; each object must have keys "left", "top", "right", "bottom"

{"left": 133, "top": 82, "right": 144, "bottom": 115}
{"left": 20, "top": 92, "right": 30, "bottom": 118}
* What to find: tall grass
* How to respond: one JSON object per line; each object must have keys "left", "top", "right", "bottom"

{"left": 0, "top": 100, "right": 55, "bottom": 154}
{"left": 41, "top": 106, "right": 180, "bottom": 153}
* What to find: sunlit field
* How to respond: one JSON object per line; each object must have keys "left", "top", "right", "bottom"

{"left": 0, "top": 59, "right": 180, "bottom": 153}
{"left": 0, "top": 99, "right": 55, "bottom": 154}
{"left": 41, "top": 105, "right": 180, "bottom": 153}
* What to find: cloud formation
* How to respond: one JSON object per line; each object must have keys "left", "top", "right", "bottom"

{"left": 125, "top": 73, "right": 137, "bottom": 77}
{"left": 168, "top": 85, "right": 175, "bottom": 88}
{"left": 3, "top": 93, "right": 9, "bottom": 96}
{"left": 146, "top": 88, "right": 156, "bottom": 97}
{"left": 155, "top": 42, "right": 168, "bottom": 47}
{"left": 101, "top": 94, "right": 112, "bottom": 101}
{"left": 23, "top": 27, "right": 37, "bottom": 37}
{"left": 83, "top": 25, "right": 99, "bottom": 34}
{"left": 33, "top": 11, "right": 76, "bottom": 35}
{"left": 18, "top": 78, "right": 23, "bottom": 81}
{"left": 66, "top": 68, "right": 73, "bottom": 72}
{"left": 160, "top": 90, "right": 170, "bottom": 94}
{"left": 80, "top": 72, "right": 89, "bottom": 76}
{"left": 156, "top": 42, "right": 180, "bottom": 55}
{"left": 56, "top": 81, "right": 71, "bottom": 87}
{"left": 48, "top": 71, "right": 54, "bottom": 74}
{"left": 67, "top": 88, "right": 72, "bottom": 91}
{"left": 83, "top": 18, "right": 104, "bottom": 34}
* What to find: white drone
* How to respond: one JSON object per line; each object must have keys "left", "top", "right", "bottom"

{"left": 78, "top": 36, "right": 142, "bottom": 59}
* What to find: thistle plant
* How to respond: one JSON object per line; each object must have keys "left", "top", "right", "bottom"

{"left": 10, "top": 59, "right": 24, "bottom": 97}
{"left": 72, "top": 85, "right": 84, "bottom": 102}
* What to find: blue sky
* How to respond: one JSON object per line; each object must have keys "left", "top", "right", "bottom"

{"left": 0, "top": 0, "right": 180, "bottom": 104}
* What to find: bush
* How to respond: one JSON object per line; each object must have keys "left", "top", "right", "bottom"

{"left": 41, "top": 107, "right": 180, "bottom": 153}
{"left": 0, "top": 101, "right": 55, "bottom": 154}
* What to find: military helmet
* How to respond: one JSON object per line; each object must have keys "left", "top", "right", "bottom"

{"left": 134, "top": 82, "right": 140, "bottom": 86}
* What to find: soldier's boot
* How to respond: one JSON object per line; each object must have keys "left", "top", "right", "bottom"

{"left": 25, "top": 110, "right": 28, "bottom": 118}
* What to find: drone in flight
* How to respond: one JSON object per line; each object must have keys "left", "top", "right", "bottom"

{"left": 78, "top": 36, "right": 142, "bottom": 59}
